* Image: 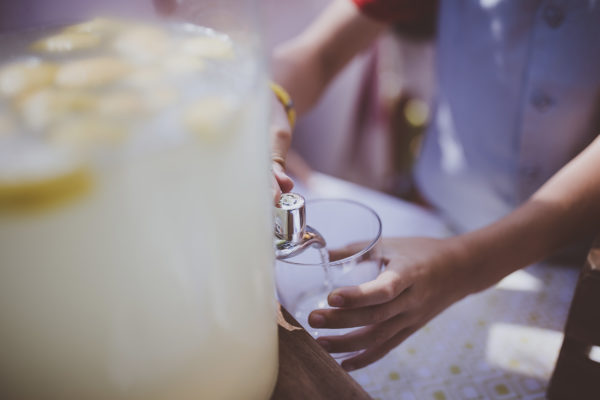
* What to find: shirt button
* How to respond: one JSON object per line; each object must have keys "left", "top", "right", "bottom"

{"left": 531, "top": 91, "right": 554, "bottom": 112}
{"left": 544, "top": 5, "right": 565, "bottom": 28}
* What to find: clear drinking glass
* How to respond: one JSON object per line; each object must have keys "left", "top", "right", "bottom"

{"left": 0, "top": 1, "right": 278, "bottom": 399}
{"left": 275, "top": 199, "right": 383, "bottom": 359}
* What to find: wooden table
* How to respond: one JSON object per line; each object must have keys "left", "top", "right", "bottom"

{"left": 271, "top": 305, "right": 371, "bottom": 400}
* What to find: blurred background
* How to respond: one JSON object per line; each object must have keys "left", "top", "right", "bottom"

{"left": 262, "top": 0, "right": 437, "bottom": 200}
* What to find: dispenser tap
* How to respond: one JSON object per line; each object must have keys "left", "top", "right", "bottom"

{"left": 274, "top": 193, "right": 326, "bottom": 260}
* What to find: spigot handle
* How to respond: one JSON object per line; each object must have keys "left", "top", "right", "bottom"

{"left": 274, "top": 193, "right": 306, "bottom": 243}
{"left": 274, "top": 193, "right": 327, "bottom": 260}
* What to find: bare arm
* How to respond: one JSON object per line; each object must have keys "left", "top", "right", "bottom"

{"left": 460, "top": 135, "right": 600, "bottom": 292}
{"left": 272, "top": 0, "right": 387, "bottom": 116}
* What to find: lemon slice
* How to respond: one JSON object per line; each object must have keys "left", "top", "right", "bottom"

{"left": 145, "top": 86, "right": 178, "bottom": 110}
{"left": 20, "top": 89, "right": 97, "bottom": 131}
{"left": 49, "top": 117, "right": 128, "bottom": 151}
{"left": 31, "top": 32, "right": 101, "bottom": 53}
{"left": 114, "top": 26, "right": 169, "bottom": 62}
{"left": 64, "top": 17, "right": 125, "bottom": 36}
{"left": 183, "top": 97, "right": 237, "bottom": 142}
{"left": 0, "top": 147, "right": 93, "bottom": 214}
{"left": 96, "top": 90, "right": 148, "bottom": 117}
{"left": 56, "top": 57, "right": 131, "bottom": 89}
{"left": 162, "top": 56, "right": 205, "bottom": 76}
{"left": 123, "top": 67, "right": 163, "bottom": 87}
{"left": 0, "top": 60, "right": 57, "bottom": 98}
{"left": 96, "top": 86, "right": 177, "bottom": 117}
{"left": 0, "top": 168, "right": 93, "bottom": 214}
{"left": 179, "top": 36, "right": 235, "bottom": 60}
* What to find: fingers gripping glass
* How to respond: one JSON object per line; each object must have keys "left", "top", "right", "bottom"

{"left": 275, "top": 199, "right": 383, "bottom": 359}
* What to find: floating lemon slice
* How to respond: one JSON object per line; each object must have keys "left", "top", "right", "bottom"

{"left": 114, "top": 26, "right": 169, "bottom": 62}
{"left": 0, "top": 168, "right": 93, "bottom": 214}
{"left": 96, "top": 90, "right": 148, "bottom": 117}
{"left": 31, "top": 32, "right": 101, "bottom": 53}
{"left": 55, "top": 57, "right": 131, "bottom": 89}
{"left": 122, "top": 67, "right": 163, "bottom": 87}
{"left": 96, "top": 87, "right": 177, "bottom": 117}
{"left": 183, "top": 97, "right": 237, "bottom": 142}
{"left": 162, "top": 56, "right": 205, "bottom": 76}
{"left": 179, "top": 36, "right": 235, "bottom": 60}
{"left": 0, "top": 147, "right": 93, "bottom": 214}
{"left": 49, "top": 117, "right": 128, "bottom": 151}
{"left": 0, "top": 60, "right": 57, "bottom": 98}
{"left": 145, "top": 86, "right": 178, "bottom": 110}
{"left": 20, "top": 89, "right": 97, "bottom": 131}
{"left": 64, "top": 17, "right": 125, "bottom": 36}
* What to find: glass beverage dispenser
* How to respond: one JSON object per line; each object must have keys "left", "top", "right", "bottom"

{"left": 0, "top": 1, "right": 278, "bottom": 399}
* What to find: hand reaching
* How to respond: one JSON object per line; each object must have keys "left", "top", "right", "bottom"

{"left": 311, "top": 237, "right": 472, "bottom": 371}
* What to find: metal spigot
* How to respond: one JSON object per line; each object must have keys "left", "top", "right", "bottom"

{"left": 274, "top": 193, "right": 326, "bottom": 260}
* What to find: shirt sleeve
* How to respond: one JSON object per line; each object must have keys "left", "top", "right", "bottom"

{"left": 351, "top": 0, "right": 438, "bottom": 25}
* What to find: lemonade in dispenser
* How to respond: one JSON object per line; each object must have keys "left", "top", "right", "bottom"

{"left": 0, "top": 1, "right": 278, "bottom": 399}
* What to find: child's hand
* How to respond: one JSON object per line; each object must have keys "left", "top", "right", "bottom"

{"left": 311, "top": 237, "right": 473, "bottom": 371}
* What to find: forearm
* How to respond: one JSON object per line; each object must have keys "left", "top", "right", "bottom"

{"left": 272, "top": 0, "right": 386, "bottom": 115}
{"left": 455, "top": 136, "right": 600, "bottom": 293}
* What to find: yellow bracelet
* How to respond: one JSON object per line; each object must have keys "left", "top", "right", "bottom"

{"left": 269, "top": 82, "right": 297, "bottom": 130}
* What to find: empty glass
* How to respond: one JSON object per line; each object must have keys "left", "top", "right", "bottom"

{"left": 275, "top": 198, "right": 383, "bottom": 358}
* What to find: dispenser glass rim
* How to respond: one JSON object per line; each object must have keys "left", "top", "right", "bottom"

{"left": 276, "top": 198, "right": 382, "bottom": 267}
